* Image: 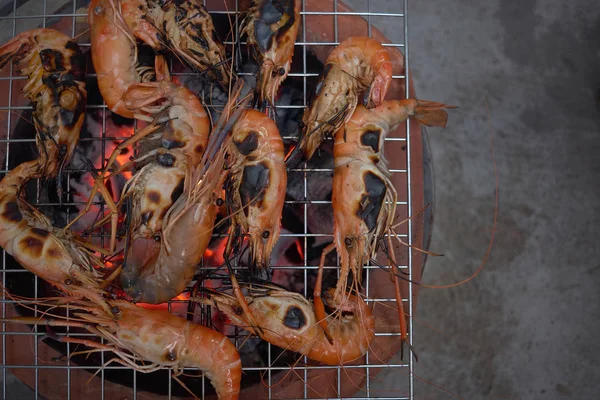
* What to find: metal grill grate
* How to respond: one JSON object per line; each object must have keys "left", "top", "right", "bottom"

{"left": 0, "top": 0, "right": 418, "bottom": 399}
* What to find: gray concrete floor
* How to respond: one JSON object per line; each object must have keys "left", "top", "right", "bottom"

{"left": 371, "top": 0, "right": 600, "bottom": 399}
{"left": 2, "top": 0, "right": 600, "bottom": 399}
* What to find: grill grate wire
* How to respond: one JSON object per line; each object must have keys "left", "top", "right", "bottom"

{"left": 0, "top": 0, "right": 414, "bottom": 399}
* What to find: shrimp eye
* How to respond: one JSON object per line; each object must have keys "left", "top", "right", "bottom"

{"left": 344, "top": 237, "right": 353, "bottom": 248}
{"left": 166, "top": 349, "right": 177, "bottom": 362}
{"left": 278, "top": 67, "right": 286, "bottom": 76}
{"left": 153, "top": 234, "right": 161, "bottom": 242}
{"left": 271, "top": 70, "right": 277, "bottom": 78}
{"left": 110, "top": 306, "right": 121, "bottom": 316}
{"left": 262, "top": 230, "right": 270, "bottom": 239}
{"left": 94, "top": 6, "right": 102, "bottom": 14}
{"left": 216, "top": 198, "right": 224, "bottom": 206}
{"left": 64, "top": 278, "right": 73, "bottom": 285}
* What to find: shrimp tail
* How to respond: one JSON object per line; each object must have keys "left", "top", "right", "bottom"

{"left": 411, "top": 100, "right": 458, "bottom": 128}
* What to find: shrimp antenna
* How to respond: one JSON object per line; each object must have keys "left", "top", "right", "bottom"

{"left": 79, "top": 155, "right": 100, "bottom": 178}
{"left": 233, "top": 11, "right": 244, "bottom": 71}
{"left": 79, "top": 206, "right": 105, "bottom": 238}
{"left": 369, "top": 244, "right": 422, "bottom": 286}
{"left": 120, "top": 196, "right": 133, "bottom": 271}
{"left": 419, "top": 98, "right": 498, "bottom": 290}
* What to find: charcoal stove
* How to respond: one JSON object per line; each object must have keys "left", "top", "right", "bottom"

{"left": 0, "top": 0, "right": 433, "bottom": 399}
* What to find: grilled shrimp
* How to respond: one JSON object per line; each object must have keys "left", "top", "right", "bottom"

{"left": 89, "top": 0, "right": 166, "bottom": 118}
{"left": 0, "top": 160, "right": 113, "bottom": 316}
{"left": 64, "top": 77, "right": 211, "bottom": 253}
{"left": 3, "top": 299, "right": 241, "bottom": 400}
{"left": 202, "top": 285, "right": 374, "bottom": 365}
{"left": 224, "top": 109, "right": 286, "bottom": 276}
{"left": 314, "top": 99, "right": 454, "bottom": 348}
{"left": 241, "top": 0, "right": 301, "bottom": 106}
{"left": 146, "top": 0, "right": 230, "bottom": 85}
{"left": 120, "top": 83, "right": 251, "bottom": 304}
{"left": 0, "top": 28, "right": 86, "bottom": 180}
{"left": 121, "top": 80, "right": 211, "bottom": 240}
{"left": 286, "top": 36, "right": 392, "bottom": 166}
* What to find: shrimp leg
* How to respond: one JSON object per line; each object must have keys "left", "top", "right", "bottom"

{"left": 314, "top": 242, "right": 336, "bottom": 344}
{"left": 63, "top": 122, "right": 162, "bottom": 252}
{"left": 224, "top": 259, "right": 264, "bottom": 335}
{"left": 386, "top": 233, "right": 409, "bottom": 361}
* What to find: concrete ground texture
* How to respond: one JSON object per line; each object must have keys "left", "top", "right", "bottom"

{"left": 374, "top": 0, "right": 600, "bottom": 399}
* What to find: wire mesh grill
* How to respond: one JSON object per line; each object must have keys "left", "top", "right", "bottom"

{"left": 0, "top": 0, "right": 417, "bottom": 399}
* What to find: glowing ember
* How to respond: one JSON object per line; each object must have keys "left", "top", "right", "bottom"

{"left": 113, "top": 125, "right": 135, "bottom": 181}
{"left": 137, "top": 291, "right": 191, "bottom": 318}
{"left": 205, "top": 237, "right": 227, "bottom": 267}
{"left": 69, "top": 125, "right": 135, "bottom": 243}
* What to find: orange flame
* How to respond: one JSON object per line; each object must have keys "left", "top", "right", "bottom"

{"left": 137, "top": 291, "right": 191, "bottom": 311}
{"left": 113, "top": 125, "right": 135, "bottom": 181}
{"left": 294, "top": 239, "right": 304, "bottom": 261}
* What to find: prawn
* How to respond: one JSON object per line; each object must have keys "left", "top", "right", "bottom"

{"left": 121, "top": 80, "right": 211, "bottom": 239}
{"left": 89, "top": 0, "right": 167, "bottom": 119}
{"left": 0, "top": 28, "right": 86, "bottom": 184}
{"left": 286, "top": 36, "right": 392, "bottom": 166}
{"left": 65, "top": 79, "right": 211, "bottom": 253}
{"left": 201, "top": 284, "right": 374, "bottom": 366}
{"left": 120, "top": 82, "right": 252, "bottom": 304}
{"left": 314, "top": 99, "right": 455, "bottom": 353}
{"left": 145, "top": 0, "right": 231, "bottom": 86}
{"left": 0, "top": 160, "right": 114, "bottom": 317}
{"left": 224, "top": 109, "right": 286, "bottom": 277}
{"left": 3, "top": 299, "right": 241, "bottom": 400}
{"left": 241, "top": 0, "right": 301, "bottom": 107}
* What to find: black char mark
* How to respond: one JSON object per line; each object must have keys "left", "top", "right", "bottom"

{"left": 357, "top": 171, "right": 386, "bottom": 231}
{"left": 157, "top": 152, "right": 176, "bottom": 167}
{"left": 360, "top": 128, "right": 381, "bottom": 153}
{"left": 162, "top": 137, "right": 186, "bottom": 150}
{"left": 162, "top": 123, "right": 186, "bottom": 150}
{"left": 283, "top": 305, "right": 306, "bottom": 329}
{"left": 31, "top": 227, "right": 50, "bottom": 237}
{"left": 2, "top": 201, "right": 22, "bottom": 222}
{"left": 233, "top": 130, "right": 259, "bottom": 156}
{"left": 67, "top": 42, "right": 86, "bottom": 81}
{"left": 39, "top": 49, "right": 65, "bottom": 72}
{"left": 190, "top": 23, "right": 209, "bottom": 50}
{"left": 239, "top": 162, "right": 270, "bottom": 216}
{"left": 170, "top": 178, "right": 185, "bottom": 203}
{"left": 57, "top": 84, "right": 85, "bottom": 128}
{"left": 254, "top": 0, "right": 296, "bottom": 54}
{"left": 141, "top": 211, "right": 154, "bottom": 225}
{"left": 41, "top": 62, "right": 85, "bottom": 129}
{"left": 310, "top": 63, "right": 333, "bottom": 105}
{"left": 175, "top": 6, "right": 186, "bottom": 22}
